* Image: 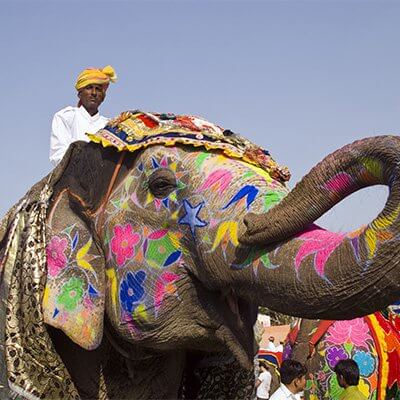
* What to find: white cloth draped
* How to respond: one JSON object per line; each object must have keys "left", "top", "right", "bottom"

{"left": 49, "top": 106, "right": 108, "bottom": 166}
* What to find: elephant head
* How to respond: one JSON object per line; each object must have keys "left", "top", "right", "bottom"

{"left": 42, "top": 112, "right": 400, "bottom": 364}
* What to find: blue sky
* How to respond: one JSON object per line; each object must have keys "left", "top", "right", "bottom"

{"left": 1, "top": 0, "right": 399, "bottom": 231}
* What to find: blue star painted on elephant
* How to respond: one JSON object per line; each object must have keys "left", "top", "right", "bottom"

{"left": 179, "top": 199, "right": 208, "bottom": 238}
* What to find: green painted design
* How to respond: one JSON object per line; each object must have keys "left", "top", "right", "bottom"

{"left": 362, "top": 158, "right": 383, "bottom": 180}
{"left": 62, "top": 224, "right": 75, "bottom": 236}
{"left": 145, "top": 233, "right": 180, "bottom": 269}
{"left": 263, "top": 191, "right": 285, "bottom": 211}
{"left": 169, "top": 192, "right": 178, "bottom": 202}
{"left": 124, "top": 175, "right": 134, "bottom": 192}
{"left": 243, "top": 171, "right": 255, "bottom": 179}
{"left": 177, "top": 181, "right": 186, "bottom": 190}
{"left": 260, "top": 253, "right": 271, "bottom": 268}
{"left": 195, "top": 153, "right": 210, "bottom": 169}
{"left": 111, "top": 199, "right": 121, "bottom": 209}
{"left": 344, "top": 342, "right": 353, "bottom": 354}
{"left": 328, "top": 373, "right": 344, "bottom": 400}
{"left": 57, "top": 277, "right": 85, "bottom": 311}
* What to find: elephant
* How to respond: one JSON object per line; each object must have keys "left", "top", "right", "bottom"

{"left": 1, "top": 110, "right": 400, "bottom": 399}
{"left": 283, "top": 311, "right": 400, "bottom": 399}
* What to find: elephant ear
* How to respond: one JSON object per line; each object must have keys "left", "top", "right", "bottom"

{"left": 43, "top": 190, "right": 106, "bottom": 350}
{"left": 43, "top": 141, "right": 130, "bottom": 349}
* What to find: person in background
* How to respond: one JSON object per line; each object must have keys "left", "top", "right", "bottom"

{"left": 334, "top": 359, "right": 366, "bottom": 400}
{"left": 276, "top": 341, "right": 284, "bottom": 353}
{"left": 256, "top": 360, "right": 272, "bottom": 400}
{"left": 49, "top": 65, "right": 117, "bottom": 166}
{"left": 269, "top": 360, "right": 307, "bottom": 400}
{"left": 266, "top": 336, "right": 276, "bottom": 352}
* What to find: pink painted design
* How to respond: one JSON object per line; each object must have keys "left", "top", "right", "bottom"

{"left": 154, "top": 271, "right": 180, "bottom": 311}
{"left": 160, "top": 156, "right": 169, "bottom": 167}
{"left": 198, "top": 169, "right": 233, "bottom": 193}
{"left": 325, "top": 318, "right": 372, "bottom": 349}
{"left": 111, "top": 224, "right": 141, "bottom": 266}
{"left": 148, "top": 230, "right": 168, "bottom": 240}
{"left": 295, "top": 229, "right": 345, "bottom": 277}
{"left": 47, "top": 236, "right": 68, "bottom": 277}
{"left": 154, "top": 198, "right": 162, "bottom": 211}
{"left": 324, "top": 172, "right": 354, "bottom": 194}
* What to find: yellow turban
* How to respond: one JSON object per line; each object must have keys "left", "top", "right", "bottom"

{"left": 75, "top": 65, "right": 117, "bottom": 91}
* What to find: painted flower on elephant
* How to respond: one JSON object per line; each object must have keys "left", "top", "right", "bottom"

{"left": 325, "top": 319, "right": 372, "bottom": 349}
{"left": 154, "top": 271, "right": 180, "bottom": 311}
{"left": 353, "top": 350, "right": 376, "bottom": 377}
{"left": 326, "top": 346, "right": 348, "bottom": 369}
{"left": 57, "top": 277, "right": 85, "bottom": 311}
{"left": 111, "top": 224, "right": 141, "bottom": 266}
{"left": 46, "top": 235, "right": 68, "bottom": 277}
{"left": 120, "top": 270, "right": 146, "bottom": 313}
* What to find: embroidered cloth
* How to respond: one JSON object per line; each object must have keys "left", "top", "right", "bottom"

{"left": 88, "top": 110, "right": 291, "bottom": 183}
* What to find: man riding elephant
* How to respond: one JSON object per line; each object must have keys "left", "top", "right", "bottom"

{"left": 49, "top": 65, "right": 117, "bottom": 166}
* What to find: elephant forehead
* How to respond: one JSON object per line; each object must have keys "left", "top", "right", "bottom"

{"left": 137, "top": 145, "right": 281, "bottom": 183}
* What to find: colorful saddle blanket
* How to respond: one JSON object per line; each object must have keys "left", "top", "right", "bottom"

{"left": 88, "top": 110, "right": 290, "bottom": 183}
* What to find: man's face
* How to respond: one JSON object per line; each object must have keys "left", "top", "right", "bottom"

{"left": 293, "top": 375, "right": 306, "bottom": 393}
{"left": 78, "top": 84, "right": 106, "bottom": 112}
{"left": 336, "top": 374, "right": 345, "bottom": 388}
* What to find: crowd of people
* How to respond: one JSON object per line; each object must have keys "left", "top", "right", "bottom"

{"left": 255, "top": 358, "right": 366, "bottom": 400}
{"left": 266, "top": 336, "right": 284, "bottom": 353}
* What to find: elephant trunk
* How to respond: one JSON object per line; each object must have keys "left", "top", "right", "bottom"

{"left": 237, "top": 136, "right": 400, "bottom": 319}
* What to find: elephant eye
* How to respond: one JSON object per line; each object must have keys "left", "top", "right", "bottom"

{"left": 148, "top": 169, "right": 177, "bottom": 198}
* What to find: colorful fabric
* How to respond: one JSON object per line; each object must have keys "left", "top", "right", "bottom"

{"left": 75, "top": 65, "right": 117, "bottom": 90}
{"left": 88, "top": 110, "right": 291, "bottom": 183}
{"left": 0, "top": 148, "right": 82, "bottom": 399}
{"left": 339, "top": 386, "right": 367, "bottom": 400}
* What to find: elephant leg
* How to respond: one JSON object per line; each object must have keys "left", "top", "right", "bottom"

{"left": 184, "top": 353, "right": 255, "bottom": 400}
{"left": 100, "top": 348, "right": 185, "bottom": 399}
{"left": 47, "top": 324, "right": 111, "bottom": 399}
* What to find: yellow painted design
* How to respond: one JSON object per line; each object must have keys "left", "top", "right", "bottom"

{"left": 170, "top": 209, "right": 179, "bottom": 220}
{"left": 365, "top": 205, "right": 400, "bottom": 258}
{"left": 76, "top": 239, "right": 94, "bottom": 270}
{"left": 367, "top": 314, "right": 388, "bottom": 399}
{"left": 169, "top": 192, "right": 177, "bottom": 202}
{"left": 357, "top": 380, "right": 369, "bottom": 398}
{"left": 106, "top": 268, "right": 118, "bottom": 306}
{"left": 362, "top": 158, "right": 383, "bottom": 180}
{"left": 168, "top": 232, "right": 181, "bottom": 249}
{"left": 212, "top": 221, "right": 239, "bottom": 251}
{"left": 169, "top": 162, "right": 177, "bottom": 171}
{"left": 43, "top": 285, "right": 50, "bottom": 306}
{"left": 243, "top": 162, "right": 273, "bottom": 183}
{"left": 145, "top": 192, "right": 154, "bottom": 205}
{"left": 133, "top": 303, "right": 148, "bottom": 321}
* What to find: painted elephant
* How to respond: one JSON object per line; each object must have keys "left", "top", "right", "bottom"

{"left": 284, "top": 312, "right": 400, "bottom": 399}
{"left": 1, "top": 110, "right": 400, "bottom": 399}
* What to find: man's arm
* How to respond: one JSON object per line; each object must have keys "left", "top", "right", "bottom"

{"left": 49, "top": 110, "right": 73, "bottom": 167}
{"left": 255, "top": 377, "right": 262, "bottom": 388}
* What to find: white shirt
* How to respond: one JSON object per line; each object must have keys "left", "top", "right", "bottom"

{"left": 266, "top": 341, "right": 277, "bottom": 352}
{"left": 256, "top": 370, "right": 272, "bottom": 399}
{"left": 276, "top": 344, "right": 284, "bottom": 352}
{"left": 269, "top": 384, "right": 298, "bottom": 400}
{"left": 49, "top": 106, "right": 108, "bottom": 166}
